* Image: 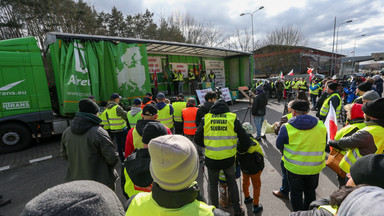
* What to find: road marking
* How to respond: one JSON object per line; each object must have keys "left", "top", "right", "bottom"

{"left": 232, "top": 109, "right": 239, "bottom": 112}
{"left": 0, "top": 165, "right": 10, "bottom": 171}
{"left": 29, "top": 155, "right": 53, "bottom": 164}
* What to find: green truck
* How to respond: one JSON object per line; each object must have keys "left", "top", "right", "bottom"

{"left": 0, "top": 35, "right": 151, "bottom": 153}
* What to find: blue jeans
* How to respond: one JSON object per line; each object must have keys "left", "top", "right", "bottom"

{"left": 287, "top": 170, "right": 319, "bottom": 211}
{"left": 253, "top": 115, "right": 265, "bottom": 138}
{"left": 280, "top": 160, "right": 290, "bottom": 196}
{"left": 178, "top": 81, "right": 183, "bottom": 94}
{"left": 310, "top": 94, "right": 317, "bottom": 109}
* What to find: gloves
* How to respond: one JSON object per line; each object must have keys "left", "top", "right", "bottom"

{"left": 328, "top": 140, "right": 339, "bottom": 148}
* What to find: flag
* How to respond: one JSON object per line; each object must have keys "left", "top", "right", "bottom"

{"left": 324, "top": 101, "right": 338, "bottom": 142}
{"left": 307, "top": 67, "right": 314, "bottom": 74}
{"left": 280, "top": 71, "right": 284, "bottom": 79}
{"left": 309, "top": 72, "right": 314, "bottom": 82}
{"left": 287, "top": 69, "right": 293, "bottom": 76}
{"left": 153, "top": 64, "right": 158, "bottom": 87}
{"left": 350, "top": 50, "right": 354, "bottom": 54}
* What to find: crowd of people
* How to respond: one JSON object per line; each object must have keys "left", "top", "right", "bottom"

{"left": 19, "top": 72, "right": 384, "bottom": 216}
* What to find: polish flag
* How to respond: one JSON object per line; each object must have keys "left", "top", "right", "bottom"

{"left": 287, "top": 69, "right": 293, "bottom": 76}
{"left": 307, "top": 67, "right": 314, "bottom": 74}
{"left": 280, "top": 71, "right": 284, "bottom": 79}
{"left": 309, "top": 72, "right": 314, "bottom": 82}
{"left": 324, "top": 101, "right": 338, "bottom": 142}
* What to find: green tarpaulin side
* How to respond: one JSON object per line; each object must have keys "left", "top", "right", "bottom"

{"left": 49, "top": 40, "right": 151, "bottom": 116}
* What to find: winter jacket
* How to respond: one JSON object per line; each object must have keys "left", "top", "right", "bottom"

{"left": 129, "top": 107, "right": 142, "bottom": 117}
{"left": 344, "top": 87, "right": 357, "bottom": 104}
{"left": 237, "top": 134, "right": 264, "bottom": 175}
{"left": 125, "top": 120, "right": 172, "bottom": 156}
{"left": 61, "top": 112, "right": 119, "bottom": 189}
{"left": 194, "top": 100, "right": 252, "bottom": 170}
{"left": 276, "top": 81, "right": 284, "bottom": 92}
{"left": 329, "top": 120, "right": 384, "bottom": 156}
{"left": 275, "top": 114, "right": 289, "bottom": 135}
{"left": 252, "top": 91, "right": 268, "bottom": 116}
{"left": 290, "top": 198, "right": 334, "bottom": 216}
{"left": 276, "top": 114, "right": 326, "bottom": 153}
{"left": 375, "top": 78, "right": 383, "bottom": 95}
{"left": 195, "top": 101, "right": 214, "bottom": 127}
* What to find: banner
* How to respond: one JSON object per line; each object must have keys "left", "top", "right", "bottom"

{"left": 170, "top": 63, "right": 188, "bottom": 78}
{"left": 148, "top": 57, "right": 162, "bottom": 74}
{"left": 220, "top": 87, "right": 232, "bottom": 102}
{"left": 205, "top": 60, "right": 225, "bottom": 87}
{"left": 196, "top": 88, "right": 213, "bottom": 104}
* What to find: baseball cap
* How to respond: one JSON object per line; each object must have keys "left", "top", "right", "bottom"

{"left": 142, "top": 104, "right": 158, "bottom": 116}
{"left": 110, "top": 93, "right": 122, "bottom": 100}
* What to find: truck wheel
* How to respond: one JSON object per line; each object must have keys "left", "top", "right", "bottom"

{"left": 0, "top": 123, "right": 32, "bottom": 153}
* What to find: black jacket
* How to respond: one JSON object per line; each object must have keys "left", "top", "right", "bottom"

{"left": 252, "top": 92, "right": 268, "bottom": 116}
{"left": 290, "top": 198, "right": 334, "bottom": 216}
{"left": 237, "top": 134, "right": 264, "bottom": 174}
{"left": 195, "top": 101, "right": 214, "bottom": 127}
{"left": 375, "top": 78, "right": 383, "bottom": 94}
{"left": 194, "top": 100, "right": 252, "bottom": 170}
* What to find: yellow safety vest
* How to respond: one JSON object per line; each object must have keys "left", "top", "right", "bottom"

{"left": 132, "top": 128, "right": 144, "bottom": 149}
{"left": 339, "top": 125, "right": 384, "bottom": 173}
{"left": 99, "top": 109, "right": 110, "bottom": 130}
{"left": 172, "top": 101, "right": 187, "bottom": 123}
{"left": 334, "top": 122, "right": 366, "bottom": 141}
{"left": 249, "top": 137, "right": 264, "bottom": 156}
{"left": 127, "top": 110, "right": 142, "bottom": 128}
{"left": 353, "top": 96, "right": 362, "bottom": 104}
{"left": 309, "top": 84, "right": 320, "bottom": 95}
{"left": 178, "top": 73, "right": 184, "bottom": 81}
{"left": 285, "top": 81, "right": 291, "bottom": 89}
{"left": 123, "top": 168, "right": 152, "bottom": 199}
{"left": 318, "top": 205, "right": 337, "bottom": 215}
{"left": 189, "top": 72, "right": 195, "bottom": 80}
{"left": 203, "top": 112, "right": 237, "bottom": 160}
{"left": 283, "top": 121, "right": 327, "bottom": 175}
{"left": 201, "top": 74, "right": 206, "bottom": 82}
{"left": 157, "top": 104, "right": 174, "bottom": 128}
{"left": 106, "top": 105, "right": 126, "bottom": 131}
{"left": 299, "top": 81, "right": 307, "bottom": 90}
{"left": 126, "top": 191, "right": 215, "bottom": 216}
{"left": 292, "top": 81, "right": 299, "bottom": 89}
{"left": 286, "top": 113, "right": 293, "bottom": 120}
{"left": 173, "top": 72, "right": 178, "bottom": 81}
{"left": 320, "top": 93, "right": 341, "bottom": 119}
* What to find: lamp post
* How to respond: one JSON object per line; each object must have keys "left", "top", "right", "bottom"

{"left": 334, "top": 20, "right": 352, "bottom": 74}
{"left": 240, "top": 6, "right": 264, "bottom": 87}
{"left": 352, "top": 34, "right": 366, "bottom": 73}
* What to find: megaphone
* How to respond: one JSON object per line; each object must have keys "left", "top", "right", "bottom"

{"left": 261, "top": 120, "right": 275, "bottom": 136}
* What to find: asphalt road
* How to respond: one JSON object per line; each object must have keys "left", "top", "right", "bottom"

{"left": 0, "top": 100, "right": 338, "bottom": 216}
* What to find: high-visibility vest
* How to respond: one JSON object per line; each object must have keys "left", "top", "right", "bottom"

{"left": 203, "top": 112, "right": 237, "bottom": 160}
{"left": 339, "top": 125, "right": 384, "bottom": 173}
{"left": 157, "top": 104, "right": 174, "bottom": 128}
{"left": 309, "top": 84, "right": 321, "bottom": 95}
{"left": 132, "top": 128, "right": 144, "bottom": 149}
{"left": 182, "top": 107, "right": 198, "bottom": 135}
{"left": 172, "top": 72, "right": 178, "bottom": 81}
{"left": 209, "top": 73, "right": 215, "bottom": 81}
{"left": 282, "top": 121, "right": 327, "bottom": 175}
{"left": 285, "top": 81, "right": 291, "bottom": 89}
{"left": 99, "top": 109, "right": 110, "bottom": 130}
{"left": 173, "top": 101, "right": 187, "bottom": 123}
{"left": 249, "top": 137, "right": 264, "bottom": 156}
{"left": 123, "top": 168, "right": 152, "bottom": 199}
{"left": 318, "top": 205, "right": 337, "bottom": 215}
{"left": 334, "top": 122, "right": 366, "bottom": 141}
{"left": 127, "top": 110, "right": 142, "bottom": 128}
{"left": 141, "top": 100, "right": 153, "bottom": 109}
{"left": 320, "top": 93, "right": 341, "bottom": 119}
{"left": 270, "top": 82, "right": 274, "bottom": 88}
{"left": 292, "top": 81, "right": 299, "bottom": 89}
{"left": 106, "top": 105, "right": 126, "bottom": 131}
{"left": 353, "top": 96, "right": 362, "bottom": 104}
{"left": 126, "top": 191, "right": 215, "bottom": 216}
{"left": 286, "top": 113, "right": 293, "bottom": 120}
{"left": 178, "top": 73, "right": 184, "bottom": 81}
{"left": 299, "top": 81, "right": 307, "bottom": 90}
{"left": 201, "top": 74, "right": 206, "bottom": 82}
{"left": 189, "top": 72, "right": 195, "bottom": 80}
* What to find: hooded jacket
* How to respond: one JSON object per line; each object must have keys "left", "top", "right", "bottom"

{"left": 194, "top": 100, "right": 252, "bottom": 170}
{"left": 252, "top": 91, "right": 268, "bottom": 116}
{"left": 276, "top": 114, "right": 324, "bottom": 153}
{"left": 106, "top": 101, "right": 128, "bottom": 122}
{"left": 129, "top": 107, "right": 142, "bottom": 117}
{"left": 61, "top": 112, "right": 119, "bottom": 189}
{"left": 155, "top": 102, "right": 174, "bottom": 115}
{"left": 195, "top": 101, "right": 214, "bottom": 127}
{"left": 374, "top": 77, "right": 383, "bottom": 94}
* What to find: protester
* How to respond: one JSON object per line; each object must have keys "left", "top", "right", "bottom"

{"left": 319, "top": 81, "right": 341, "bottom": 121}
{"left": 275, "top": 79, "right": 284, "bottom": 102}
{"left": 127, "top": 98, "right": 142, "bottom": 128}
{"left": 172, "top": 93, "right": 187, "bottom": 135}
{"left": 276, "top": 100, "right": 327, "bottom": 211}
{"left": 208, "top": 70, "right": 216, "bottom": 82}
{"left": 195, "top": 99, "right": 252, "bottom": 216}
{"left": 106, "top": 93, "right": 129, "bottom": 162}
{"left": 125, "top": 135, "right": 228, "bottom": 215}
{"left": 189, "top": 68, "right": 198, "bottom": 94}
{"left": 61, "top": 99, "right": 119, "bottom": 190}
{"left": 155, "top": 93, "right": 174, "bottom": 130}
{"left": 182, "top": 98, "right": 199, "bottom": 142}
{"left": 373, "top": 74, "right": 383, "bottom": 97}
{"left": 172, "top": 69, "right": 179, "bottom": 95}
{"left": 20, "top": 180, "right": 125, "bottom": 216}
{"left": 122, "top": 122, "right": 168, "bottom": 199}
{"left": 362, "top": 90, "right": 380, "bottom": 104}
{"left": 252, "top": 85, "right": 268, "bottom": 141}
{"left": 141, "top": 92, "right": 155, "bottom": 109}
{"left": 296, "top": 90, "right": 309, "bottom": 104}
{"left": 309, "top": 80, "right": 321, "bottom": 110}
{"left": 178, "top": 70, "right": 184, "bottom": 94}
{"left": 239, "top": 122, "right": 264, "bottom": 213}
{"left": 353, "top": 82, "right": 372, "bottom": 104}
{"left": 195, "top": 91, "right": 217, "bottom": 127}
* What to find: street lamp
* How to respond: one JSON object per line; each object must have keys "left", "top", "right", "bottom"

{"left": 240, "top": 6, "right": 264, "bottom": 52}
{"left": 334, "top": 19, "right": 352, "bottom": 74}
{"left": 352, "top": 34, "right": 366, "bottom": 73}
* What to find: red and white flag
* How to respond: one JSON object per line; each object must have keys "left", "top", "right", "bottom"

{"left": 307, "top": 67, "right": 314, "bottom": 74}
{"left": 280, "top": 71, "right": 284, "bottom": 79}
{"left": 287, "top": 69, "right": 293, "bottom": 76}
{"left": 324, "top": 101, "right": 338, "bottom": 142}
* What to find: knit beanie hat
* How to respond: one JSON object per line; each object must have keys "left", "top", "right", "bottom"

{"left": 357, "top": 82, "right": 372, "bottom": 92}
{"left": 148, "top": 135, "right": 198, "bottom": 191}
{"left": 338, "top": 186, "right": 384, "bottom": 216}
{"left": 327, "top": 81, "right": 338, "bottom": 91}
{"left": 20, "top": 180, "right": 124, "bottom": 216}
{"left": 350, "top": 103, "right": 364, "bottom": 120}
{"left": 350, "top": 154, "right": 384, "bottom": 188}
{"left": 142, "top": 122, "right": 168, "bottom": 144}
{"left": 78, "top": 99, "right": 99, "bottom": 114}
{"left": 291, "top": 100, "right": 310, "bottom": 112}
{"left": 362, "top": 98, "right": 384, "bottom": 119}
{"left": 362, "top": 90, "right": 380, "bottom": 102}
{"left": 242, "top": 122, "right": 254, "bottom": 134}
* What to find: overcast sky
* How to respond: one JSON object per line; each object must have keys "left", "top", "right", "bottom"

{"left": 86, "top": 0, "right": 383, "bottom": 57}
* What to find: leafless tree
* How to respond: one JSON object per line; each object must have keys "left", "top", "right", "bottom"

{"left": 263, "top": 25, "right": 307, "bottom": 46}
